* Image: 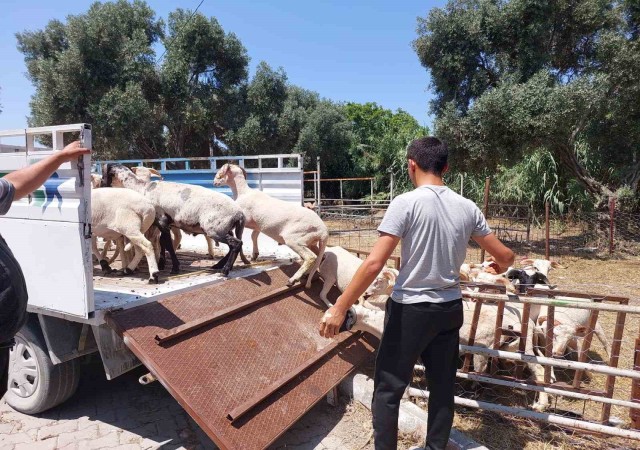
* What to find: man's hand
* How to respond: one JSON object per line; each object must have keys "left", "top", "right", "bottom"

{"left": 319, "top": 303, "right": 347, "bottom": 338}
{"left": 58, "top": 141, "right": 91, "bottom": 162}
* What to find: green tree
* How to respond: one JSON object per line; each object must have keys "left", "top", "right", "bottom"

{"left": 415, "top": 0, "right": 640, "bottom": 209}
{"left": 17, "top": 0, "right": 165, "bottom": 159}
{"left": 161, "top": 9, "right": 249, "bottom": 157}
{"left": 343, "top": 102, "right": 429, "bottom": 196}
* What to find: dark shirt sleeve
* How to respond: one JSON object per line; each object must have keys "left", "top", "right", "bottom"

{"left": 0, "top": 179, "right": 16, "bottom": 215}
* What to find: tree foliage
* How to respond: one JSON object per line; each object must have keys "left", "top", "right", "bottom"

{"left": 415, "top": 0, "right": 640, "bottom": 210}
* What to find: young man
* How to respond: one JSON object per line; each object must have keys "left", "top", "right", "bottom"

{"left": 0, "top": 141, "right": 90, "bottom": 398}
{"left": 319, "top": 137, "right": 514, "bottom": 450}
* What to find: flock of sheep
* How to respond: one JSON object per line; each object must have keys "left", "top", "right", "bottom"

{"left": 89, "top": 164, "right": 610, "bottom": 413}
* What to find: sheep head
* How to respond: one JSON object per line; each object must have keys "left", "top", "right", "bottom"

{"left": 214, "top": 163, "right": 247, "bottom": 187}
{"left": 519, "top": 258, "right": 565, "bottom": 277}
{"left": 102, "top": 163, "right": 140, "bottom": 188}
{"left": 90, "top": 173, "right": 102, "bottom": 189}
{"left": 131, "top": 166, "right": 163, "bottom": 182}
{"left": 365, "top": 268, "right": 398, "bottom": 297}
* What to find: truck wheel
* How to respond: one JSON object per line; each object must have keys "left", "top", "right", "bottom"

{"left": 4, "top": 320, "right": 80, "bottom": 414}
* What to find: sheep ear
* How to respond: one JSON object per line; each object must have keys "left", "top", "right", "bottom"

{"left": 460, "top": 272, "right": 470, "bottom": 282}
{"left": 575, "top": 325, "right": 588, "bottom": 336}
{"left": 383, "top": 269, "right": 397, "bottom": 282}
{"left": 550, "top": 261, "right": 566, "bottom": 269}
{"left": 130, "top": 166, "right": 139, "bottom": 173}
{"left": 149, "top": 168, "right": 162, "bottom": 177}
{"left": 520, "top": 258, "right": 534, "bottom": 266}
{"left": 537, "top": 316, "right": 547, "bottom": 326}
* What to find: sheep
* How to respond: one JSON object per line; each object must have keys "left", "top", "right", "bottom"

{"left": 103, "top": 164, "right": 246, "bottom": 277}
{"left": 213, "top": 163, "right": 329, "bottom": 287}
{"left": 129, "top": 166, "right": 222, "bottom": 260}
{"left": 316, "top": 246, "right": 398, "bottom": 308}
{"left": 460, "top": 262, "right": 516, "bottom": 293}
{"left": 91, "top": 188, "right": 160, "bottom": 283}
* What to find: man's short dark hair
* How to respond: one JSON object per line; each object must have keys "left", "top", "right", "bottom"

{"left": 406, "top": 137, "right": 448, "bottom": 175}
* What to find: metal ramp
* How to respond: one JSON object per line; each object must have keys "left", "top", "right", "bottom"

{"left": 105, "top": 264, "right": 376, "bottom": 450}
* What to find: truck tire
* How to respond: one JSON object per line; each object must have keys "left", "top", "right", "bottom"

{"left": 4, "top": 319, "right": 80, "bottom": 414}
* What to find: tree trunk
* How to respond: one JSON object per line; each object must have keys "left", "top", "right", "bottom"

{"left": 556, "top": 143, "right": 614, "bottom": 208}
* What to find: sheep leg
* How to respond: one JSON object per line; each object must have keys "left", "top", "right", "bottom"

{"left": 212, "top": 233, "right": 242, "bottom": 277}
{"left": 100, "top": 239, "right": 112, "bottom": 260}
{"left": 318, "top": 276, "right": 335, "bottom": 308}
{"left": 305, "top": 238, "right": 327, "bottom": 289}
{"left": 92, "top": 236, "right": 113, "bottom": 274}
{"left": 594, "top": 322, "right": 610, "bottom": 358}
{"left": 286, "top": 243, "right": 317, "bottom": 286}
{"left": 527, "top": 323, "right": 551, "bottom": 411}
{"left": 125, "top": 233, "right": 160, "bottom": 283}
{"left": 250, "top": 229, "right": 260, "bottom": 261}
{"left": 115, "top": 237, "right": 129, "bottom": 271}
{"left": 159, "top": 229, "right": 180, "bottom": 273}
{"left": 205, "top": 236, "right": 216, "bottom": 259}
{"left": 172, "top": 228, "right": 182, "bottom": 250}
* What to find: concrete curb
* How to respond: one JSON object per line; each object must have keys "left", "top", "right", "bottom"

{"left": 340, "top": 373, "right": 488, "bottom": 450}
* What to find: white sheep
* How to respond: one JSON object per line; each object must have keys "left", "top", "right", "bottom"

{"left": 91, "top": 188, "right": 160, "bottom": 283}
{"left": 214, "top": 163, "right": 329, "bottom": 287}
{"left": 317, "top": 246, "right": 398, "bottom": 308}
{"left": 104, "top": 164, "right": 246, "bottom": 276}
{"left": 129, "top": 166, "right": 220, "bottom": 260}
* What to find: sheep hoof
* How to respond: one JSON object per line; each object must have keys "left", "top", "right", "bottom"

{"left": 158, "top": 258, "right": 166, "bottom": 270}
{"left": 149, "top": 272, "right": 160, "bottom": 284}
{"left": 123, "top": 268, "right": 134, "bottom": 275}
{"left": 99, "top": 260, "right": 113, "bottom": 274}
{"left": 170, "top": 267, "right": 180, "bottom": 274}
{"left": 532, "top": 402, "right": 547, "bottom": 412}
{"left": 286, "top": 278, "right": 296, "bottom": 287}
{"left": 251, "top": 254, "right": 259, "bottom": 262}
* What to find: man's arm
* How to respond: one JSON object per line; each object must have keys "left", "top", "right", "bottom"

{"left": 4, "top": 141, "right": 91, "bottom": 200}
{"left": 319, "top": 232, "right": 400, "bottom": 338}
{"left": 472, "top": 233, "right": 515, "bottom": 273}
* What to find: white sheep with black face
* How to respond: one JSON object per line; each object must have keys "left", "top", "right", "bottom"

{"left": 213, "top": 163, "right": 329, "bottom": 288}
{"left": 103, "top": 164, "right": 246, "bottom": 277}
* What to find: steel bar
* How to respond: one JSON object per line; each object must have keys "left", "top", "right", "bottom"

{"left": 525, "top": 288, "right": 627, "bottom": 303}
{"left": 515, "top": 302, "right": 531, "bottom": 380}
{"left": 490, "top": 300, "right": 505, "bottom": 375}
{"left": 459, "top": 345, "right": 640, "bottom": 379}
{"left": 545, "top": 201, "right": 550, "bottom": 260}
{"left": 601, "top": 309, "right": 627, "bottom": 423}
{"left": 632, "top": 333, "right": 640, "bottom": 429}
{"left": 544, "top": 305, "right": 555, "bottom": 383}
{"left": 573, "top": 309, "right": 601, "bottom": 387}
{"left": 462, "top": 298, "right": 483, "bottom": 372}
{"left": 479, "top": 177, "right": 490, "bottom": 262}
{"left": 461, "top": 292, "right": 639, "bottom": 314}
{"left": 414, "top": 367, "right": 640, "bottom": 410}
{"left": 155, "top": 283, "right": 303, "bottom": 344}
{"left": 227, "top": 332, "right": 360, "bottom": 423}
{"left": 406, "top": 389, "right": 640, "bottom": 440}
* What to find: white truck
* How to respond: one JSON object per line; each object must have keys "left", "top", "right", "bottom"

{"left": 0, "top": 123, "right": 303, "bottom": 415}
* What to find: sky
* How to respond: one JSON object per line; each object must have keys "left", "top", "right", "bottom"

{"left": 0, "top": 0, "right": 445, "bottom": 135}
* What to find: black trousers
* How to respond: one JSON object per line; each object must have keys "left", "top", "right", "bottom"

{"left": 0, "top": 235, "right": 29, "bottom": 399}
{"left": 372, "top": 298, "right": 463, "bottom": 450}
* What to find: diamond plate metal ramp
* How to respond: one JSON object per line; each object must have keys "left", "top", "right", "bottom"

{"left": 105, "top": 264, "right": 376, "bottom": 450}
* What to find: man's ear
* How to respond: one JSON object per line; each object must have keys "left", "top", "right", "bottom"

{"left": 408, "top": 159, "right": 416, "bottom": 171}
{"left": 442, "top": 164, "right": 449, "bottom": 175}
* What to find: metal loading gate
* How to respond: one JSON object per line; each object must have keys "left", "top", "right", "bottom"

{"left": 105, "top": 264, "right": 376, "bottom": 450}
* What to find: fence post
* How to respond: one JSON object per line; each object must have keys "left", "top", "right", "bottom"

{"left": 609, "top": 197, "right": 616, "bottom": 254}
{"left": 339, "top": 179, "right": 343, "bottom": 201}
{"left": 370, "top": 178, "right": 374, "bottom": 212}
{"left": 545, "top": 201, "right": 550, "bottom": 260}
{"left": 460, "top": 173, "right": 464, "bottom": 196}
{"left": 632, "top": 329, "right": 640, "bottom": 429}
{"left": 479, "top": 177, "right": 491, "bottom": 262}
{"left": 389, "top": 170, "right": 395, "bottom": 201}
{"left": 316, "top": 157, "right": 321, "bottom": 215}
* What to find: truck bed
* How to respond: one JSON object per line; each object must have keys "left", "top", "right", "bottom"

{"left": 92, "top": 233, "right": 297, "bottom": 323}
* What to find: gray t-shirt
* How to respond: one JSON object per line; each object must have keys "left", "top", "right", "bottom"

{"left": 0, "top": 179, "right": 15, "bottom": 215}
{"left": 378, "top": 185, "right": 491, "bottom": 304}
